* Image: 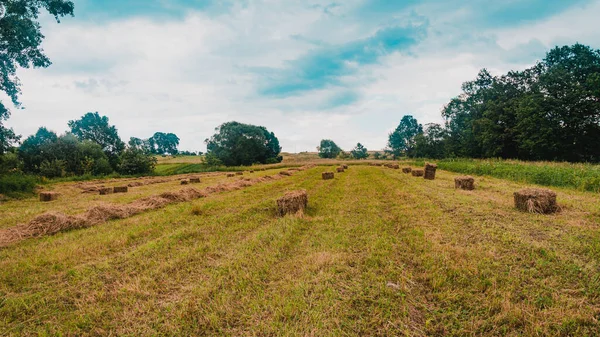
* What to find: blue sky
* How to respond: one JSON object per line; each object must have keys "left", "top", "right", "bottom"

{"left": 4, "top": 0, "right": 600, "bottom": 152}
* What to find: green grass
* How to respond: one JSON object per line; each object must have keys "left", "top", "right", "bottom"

{"left": 1, "top": 166, "right": 600, "bottom": 335}
{"left": 407, "top": 158, "right": 600, "bottom": 192}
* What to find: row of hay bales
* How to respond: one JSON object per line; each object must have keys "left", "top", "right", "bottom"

{"left": 400, "top": 164, "right": 559, "bottom": 214}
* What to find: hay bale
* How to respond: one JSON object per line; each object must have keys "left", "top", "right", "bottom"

{"left": 322, "top": 172, "right": 334, "bottom": 180}
{"left": 277, "top": 190, "right": 308, "bottom": 216}
{"left": 227, "top": 173, "right": 235, "bottom": 177}
{"left": 279, "top": 170, "right": 292, "bottom": 176}
{"left": 98, "top": 187, "right": 113, "bottom": 195}
{"left": 39, "top": 192, "right": 59, "bottom": 202}
{"left": 337, "top": 167, "right": 345, "bottom": 173}
{"left": 189, "top": 177, "right": 201, "bottom": 183}
{"left": 249, "top": 170, "right": 254, "bottom": 173}
{"left": 455, "top": 176, "right": 475, "bottom": 190}
{"left": 514, "top": 188, "right": 559, "bottom": 214}
{"left": 342, "top": 164, "right": 348, "bottom": 169}
{"left": 236, "top": 172, "right": 244, "bottom": 176}
{"left": 424, "top": 163, "right": 437, "bottom": 180}
{"left": 392, "top": 164, "right": 400, "bottom": 169}
{"left": 411, "top": 169, "right": 424, "bottom": 177}
{"left": 113, "top": 186, "right": 128, "bottom": 193}
{"left": 402, "top": 167, "right": 412, "bottom": 173}
{"left": 180, "top": 179, "right": 190, "bottom": 185}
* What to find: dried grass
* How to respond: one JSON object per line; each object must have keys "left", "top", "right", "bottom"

{"left": 337, "top": 167, "right": 345, "bottom": 173}
{"left": 40, "top": 192, "right": 59, "bottom": 202}
{"left": 277, "top": 190, "right": 308, "bottom": 216}
{"left": 455, "top": 176, "right": 475, "bottom": 190}
{"left": 189, "top": 177, "right": 201, "bottom": 183}
{"left": 411, "top": 169, "right": 424, "bottom": 177}
{"left": 113, "top": 186, "right": 128, "bottom": 193}
{"left": 402, "top": 167, "right": 412, "bottom": 173}
{"left": 279, "top": 171, "right": 292, "bottom": 176}
{"left": 514, "top": 188, "right": 559, "bottom": 214}
{"left": 424, "top": 163, "right": 437, "bottom": 180}
{"left": 322, "top": 172, "right": 334, "bottom": 180}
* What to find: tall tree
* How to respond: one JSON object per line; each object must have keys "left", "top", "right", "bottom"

{"left": 205, "top": 121, "right": 282, "bottom": 166}
{"left": 388, "top": 115, "right": 423, "bottom": 157}
{"left": 148, "top": 132, "right": 180, "bottom": 155}
{"left": 0, "top": 1, "right": 74, "bottom": 153}
{"left": 317, "top": 139, "right": 342, "bottom": 158}
{"left": 68, "top": 112, "right": 125, "bottom": 168}
{"left": 350, "top": 143, "right": 369, "bottom": 159}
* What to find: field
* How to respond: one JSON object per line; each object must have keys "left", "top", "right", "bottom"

{"left": 1, "top": 162, "right": 600, "bottom": 336}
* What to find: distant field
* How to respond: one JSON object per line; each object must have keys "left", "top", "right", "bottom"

{"left": 1, "top": 164, "right": 600, "bottom": 335}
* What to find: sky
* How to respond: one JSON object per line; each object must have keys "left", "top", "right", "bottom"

{"left": 4, "top": 0, "right": 600, "bottom": 153}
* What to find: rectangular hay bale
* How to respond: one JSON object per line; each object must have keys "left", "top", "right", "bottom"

{"left": 236, "top": 172, "right": 244, "bottom": 176}
{"left": 402, "top": 167, "right": 412, "bottom": 173}
{"left": 411, "top": 169, "right": 424, "bottom": 177}
{"left": 322, "top": 172, "right": 334, "bottom": 180}
{"left": 455, "top": 176, "right": 475, "bottom": 190}
{"left": 189, "top": 177, "right": 201, "bottom": 183}
{"left": 40, "top": 192, "right": 59, "bottom": 202}
{"left": 113, "top": 186, "right": 128, "bottom": 193}
{"left": 277, "top": 190, "right": 308, "bottom": 216}
{"left": 99, "top": 187, "right": 113, "bottom": 195}
{"left": 514, "top": 188, "right": 558, "bottom": 214}
{"left": 336, "top": 167, "right": 345, "bottom": 173}
{"left": 424, "top": 163, "right": 437, "bottom": 180}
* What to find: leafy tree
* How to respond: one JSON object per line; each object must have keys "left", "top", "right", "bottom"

{"left": 118, "top": 148, "right": 156, "bottom": 175}
{"left": 148, "top": 132, "right": 180, "bottom": 155}
{"left": 0, "top": 1, "right": 74, "bottom": 155}
{"left": 388, "top": 115, "right": 423, "bottom": 157}
{"left": 128, "top": 137, "right": 152, "bottom": 153}
{"left": 205, "top": 121, "right": 282, "bottom": 166}
{"left": 68, "top": 112, "right": 125, "bottom": 169}
{"left": 19, "top": 127, "right": 58, "bottom": 172}
{"left": 412, "top": 123, "right": 448, "bottom": 159}
{"left": 317, "top": 139, "right": 342, "bottom": 158}
{"left": 351, "top": 143, "right": 369, "bottom": 159}
{"left": 372, "top": 151, "right": 382, "bottom": 159}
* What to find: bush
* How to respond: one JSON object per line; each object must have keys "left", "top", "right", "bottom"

{"left": 39, "top": 159, "right": 67, "bottom": 178}
{"left": 0, "top": 173, "right": 39, "bottom": 198}
{"left": 0, "top": 152, "right": 21, "bottom": 174}
{"left": 119, "top": 148, "right": 157, "bottom": 175}
{"left": 203, "top": 153, "right": 222, "bottom": 167}
{"left": 265, "top": 155, "right": 283, "bottom": 164}
{"left": 92, "top": 157, "right": 113, "bottom": 176}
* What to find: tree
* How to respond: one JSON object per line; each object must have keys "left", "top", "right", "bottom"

{"left": 412, "top": 123, "right": 448, "bottom": 159}
{"left": 148, "top": 132, "right": 180, "bottom": 155}
{"left": 128, "top": 137, "right": 151, "bottom": 153}
{"left": 351, "top": 143, "right": 369, "bottom": 159}
{"left": 388, "top": 115, "right": 423, "bottom": 157}
{"left": 19, "top": 127, "right": 58, "bottom": 172}
{"left": 68, "top": 112, "right": 125, "bottom": 169}
{"left": 317, "top": 139, "right": 342, "bottom": 158}
{"left": 205, "top": 121, "right": 283, "bottom": 166}
{"left": 0, "top": 1, "right": 74, "bottom": 154}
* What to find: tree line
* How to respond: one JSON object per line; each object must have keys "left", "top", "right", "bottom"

{"left": 385, "top": 43, "right": 600, "bottom": 162}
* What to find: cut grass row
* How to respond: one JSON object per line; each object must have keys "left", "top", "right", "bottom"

{"left": 2, "top": 166, "right": 600, "bottom": 335}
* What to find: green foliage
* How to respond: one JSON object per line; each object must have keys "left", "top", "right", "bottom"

{"left": 0, "top": 173, "right": 38, "bottom": 197}
{"left": 39, "top": 159, "right": 67, "bottom": 178}
{"left": 408, "top": 158, "right": 600, "bottom": 192}
{"left": 350, "top": 143, "right": 369, "bottom": 159}
{"left": 317, "top": 139, "right": 342, "bottom": 158}
{"left": 412, "top": 123, "right": 448, "bottom": 159}
{"left": 203, "top": 153, "right": 222, "bottom": 167}
{"left": 0, "top": 150, "right": 20, "bottom": 173}
{"left": 68, "top": 112, "right": 125, "bottom": 169}
{"left": 372, "top": 152, "right": 382, "bottom": 160}
{"left": 128, "top": 137, "right": 152, "bottom": 153}
{"left": 205, "top": 121, "right": 282, "bottom": 166}
{"left": 148, "top": 132, "right": 180, "bottom": 155}
{"left": 388, "top": 115, "right": 423, "bottom": 157}
{"left": 118, "top": 148, "right": 157, "bottom": 175}
{"left": 337, "top": 151, "right": 351, "bottom": 160}
{"left": 442, "top": 43, "right": 600, "bottom": 162}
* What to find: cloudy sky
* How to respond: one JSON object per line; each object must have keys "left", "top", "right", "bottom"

{"left": 4, "top": 0, "right": 600, "bottom": 152}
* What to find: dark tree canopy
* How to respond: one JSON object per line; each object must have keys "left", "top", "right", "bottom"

{"left": 148, "top": 132, "right": 180, "bottom": 155}
{"left": 317, "top": 139, "right": 342, "bottom": 158}
{"left": 351, "top": 143, "right": 369, "bottom": 159}
{"left": 68, "top": 112, "right": 125, "bottom": 168}
{"left": 205, "top": 121, "right": 282, "bottom": 166}
{"left": 388, "top": 115, "right": 423, "bottom": 157}
{"left": 0, "top": 0, "right": 74, "bottom": 153}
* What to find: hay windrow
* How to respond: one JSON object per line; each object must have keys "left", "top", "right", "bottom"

{"left": 0, "top": 169, "right": 307, "bottom": 247}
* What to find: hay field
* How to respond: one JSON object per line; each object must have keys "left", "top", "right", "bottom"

{"left": 1, "top": 165, "right": 600, "bottom": 336}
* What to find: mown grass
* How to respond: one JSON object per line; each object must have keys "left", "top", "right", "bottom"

{"left": 408, "top": 158, "right": 600, "bottom": 192}
{"left": 1, "top": 166, "right": 600, "bottom": 335}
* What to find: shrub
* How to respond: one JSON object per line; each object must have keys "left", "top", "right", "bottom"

{"left": 0, "top": 173, "right": 39, "bottom": 198}
{"left": 39, "top": 159, "right": 67, "bottom": 178}
{"left": 118, "top": 148, "right": 156, "bottom": 175}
